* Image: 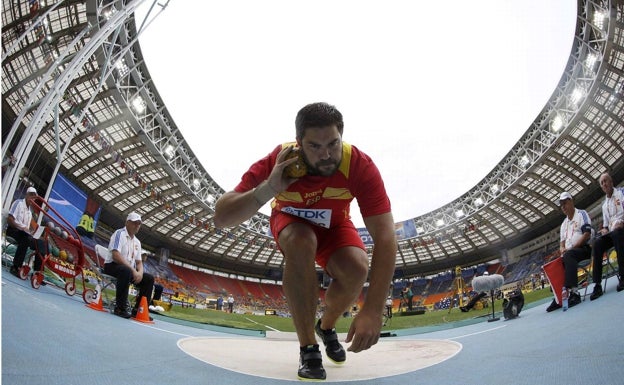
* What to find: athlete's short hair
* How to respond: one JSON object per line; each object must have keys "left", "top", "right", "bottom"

{"left": 295, "top": 102, "right": 344, "bottom": 141}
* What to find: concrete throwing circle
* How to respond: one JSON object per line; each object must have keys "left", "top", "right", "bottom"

{"left": 178, "top": 336, "right": 461, "bottom": 382}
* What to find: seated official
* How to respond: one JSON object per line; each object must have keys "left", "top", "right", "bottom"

{"left": 546, "top": 192, "right": 592, "bottom": 312}
{"left": 104, "top": 212, "right": 154, "bottom": 319}
{"left": 6, "top": 187, "right": 42, "bottom": 277}
{"left": 589, "top": 172, "right": 624, "bottom": 300}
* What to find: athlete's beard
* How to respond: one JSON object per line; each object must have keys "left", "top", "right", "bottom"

{"left": 303, "top": 155, "right": 341, "bottom": 176}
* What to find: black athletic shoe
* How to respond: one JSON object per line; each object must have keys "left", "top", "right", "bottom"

{"left": 546, "top": 299, "right": 562, "bottom": 312}
{"left": 617, "top": 279, "right": 624, "bottom": 292}
{"left": 315, "top": 319, "right": 346, "bottom": 364}
{"left": 298, "top": 344, "right": 326, "bottom": 381}
{"left": 590, "top": 284, "right": 603, "bottom": 301}
{"left": 568, "top": 292, "right": 581, "bottom": 308}
{"left": 113, "top": 306, "right": 132, "bottom": 319}
{"left": 459, "top": 306, "right": 469, "bottom": 312}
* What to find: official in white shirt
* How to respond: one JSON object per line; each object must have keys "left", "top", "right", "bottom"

{"left": 7, "top": 187, "right": 41, "bottom": 277}
{"left": 589, "top": 172, "right": 624, "bottom": 300}
{"left": 104, "top": 212, "right": 154, "bottom": 319}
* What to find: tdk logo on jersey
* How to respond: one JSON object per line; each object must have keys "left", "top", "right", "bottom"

{"left": 282, "top": 207, "right": 331, "bottom": 228}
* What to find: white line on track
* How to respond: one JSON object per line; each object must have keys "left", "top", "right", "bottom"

{"left": 447, "top": 324, "right": 507, "bottom": 340}
{"left": 244, "top": 316, "right": 280, "bottom": 331}
{"left": 133, "top": 322, "right": 193, "bottom": 337}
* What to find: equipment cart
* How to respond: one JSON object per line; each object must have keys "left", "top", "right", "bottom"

{"left": 22, "top": 196, "right": 89, "bottom": 299}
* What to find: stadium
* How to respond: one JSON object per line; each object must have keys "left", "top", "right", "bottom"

{"left": 2, "top": 0, "right": 623, "bottom": 384}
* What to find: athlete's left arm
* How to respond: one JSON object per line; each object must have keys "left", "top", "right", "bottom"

{"left": 362, "top": 212, "right": 397, "bottom": 313}
{"left": 346, "top": 212, "right": 396, "bottom": 352}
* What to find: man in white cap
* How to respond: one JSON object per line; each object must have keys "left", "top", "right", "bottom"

{"left": 589, "top": 172, "right": 624, "bottom": 299}
{"left": 104, "top": 212, "right": 154, "bottom": 319}
{"left": 6, "top": 186, "right": 41, "bottom": 277}
{"left": 546, "top": 191, "right": 592, "bottom": 312}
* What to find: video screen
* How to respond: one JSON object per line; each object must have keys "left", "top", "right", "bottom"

{"left": 47, "top": 173, "right": 101, "bottom": 239}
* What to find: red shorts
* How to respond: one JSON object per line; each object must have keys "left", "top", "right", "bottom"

{"left": 270, "top": 212, "right": 365, "bottom": 270}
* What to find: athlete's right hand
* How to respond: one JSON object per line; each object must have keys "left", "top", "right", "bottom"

{"left": 266, "top": 145, "right": 301, "bottom": 192}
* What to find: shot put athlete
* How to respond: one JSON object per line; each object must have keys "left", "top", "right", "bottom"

{"left": 214, "top": 103, "right": 397, "bottom": 380}
{"left": 214, "top": 102, "right": 397, "bottom": 381}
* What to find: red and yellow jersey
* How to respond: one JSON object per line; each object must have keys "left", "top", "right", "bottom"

{"left": 234, "top": 142, "right": 391, "bottom": 229}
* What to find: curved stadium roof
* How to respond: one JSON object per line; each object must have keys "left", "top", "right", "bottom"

{"left": 2, "top": 0, "right": 623, "bottom": 280}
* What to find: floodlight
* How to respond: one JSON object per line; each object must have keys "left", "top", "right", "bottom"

{"left": 593, "top": 10, "right": 607, "bottom": 30}
{"left": 164, "top": 145, "right": 175, "bottom": 159}
{"left": 570, "top": 87, "right": 585, "bottom": 105}
{"left": 103, "top": 8, "right": 116, "bottom": 20}
{"left": 115, "top": 58, "right": 129, "bottom": 76}
{"left": 131, "top": 96, "right": 146, "bottom": 114}
{"left": 551, "top": 113, "right": 565, "bottom": 132}
{"left": 584, "top": 53, "right": 598, "bottom": 70}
